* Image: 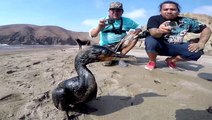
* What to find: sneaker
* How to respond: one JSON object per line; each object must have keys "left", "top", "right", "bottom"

{"left": 103, "top": 61, "right": 113, "bottom": 66}
{"left": 145, "top": 61, "right": 156, "bottom": 70}
{"left": 165, "top": 58, "right": 176, "bottom": 69}
{"left": 118, "top": 60, "right": 128, "bottom": 67}
{"left": 103, "top": 61, "right": 117, "bottom": 66}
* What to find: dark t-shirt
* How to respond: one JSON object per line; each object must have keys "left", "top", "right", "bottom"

{"left": 147, "top": 15, "right": 207, "bottom": 43}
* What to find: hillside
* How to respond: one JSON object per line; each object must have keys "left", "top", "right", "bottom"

{"left": 0, "top": 13, "right": 211, "bottom": 49}
{"left": 0, "top": 24, "right": 98, "bottom": 45}
{"left": 181, "top": 13, "right": 212, "bottom": 52}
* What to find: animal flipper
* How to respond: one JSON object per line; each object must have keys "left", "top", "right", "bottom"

{"left": 66, "top": 110, "right": 81, "bottom": 120}
{"left": 84, "top": 86, "right": 97, "bottom": 103}
{"left": 52, "top": 87, "right": 68, "bottom": 111}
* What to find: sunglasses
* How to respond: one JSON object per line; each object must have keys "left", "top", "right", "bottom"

{"left": 109, "top": 8, "right": 123, "bottom": 11}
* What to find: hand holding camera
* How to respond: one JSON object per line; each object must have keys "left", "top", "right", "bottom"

{"left": 158, "top": 21, "right": 178, "bottom": 34}
{"left": 104, "top": 18, "right": 115, "bottom": 25}
{"left": 165, "top": 21, "right": 178, "bottom": 30}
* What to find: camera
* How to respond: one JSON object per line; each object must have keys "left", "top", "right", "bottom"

{"left": 105, "top": 18, "right": 115, "bottom": 24}
{"left": 166, "top": 21, "right": 178, "bottom": 29}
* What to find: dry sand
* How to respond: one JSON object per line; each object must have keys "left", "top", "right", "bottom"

{"left": 0, "top": 45, "right": 212, "bottom": 120}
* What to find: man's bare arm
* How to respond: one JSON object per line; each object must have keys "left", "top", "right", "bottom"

{"left": 149, "top": 21, "right": 171, "bottom": 38}
{"left": 89, "top": 19, "right": 106, "bottom": 38}
{"left": 188, "top": 27, "right": 212, "bottom": 52}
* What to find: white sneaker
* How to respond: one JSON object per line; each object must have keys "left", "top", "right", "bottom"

{"left": 118, "top": 60, "right": 128, "bottom": 67}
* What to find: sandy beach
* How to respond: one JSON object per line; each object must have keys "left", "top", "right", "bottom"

{"left": 0, "top": 45, "right": 212, "bottom": 120}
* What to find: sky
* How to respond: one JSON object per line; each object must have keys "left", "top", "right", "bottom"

{"left": 0, "top": 0, "right": 212, "bottom": 32}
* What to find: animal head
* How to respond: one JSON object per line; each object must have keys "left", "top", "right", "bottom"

{"left": 76, "top": 45, "right": 136, "bottom": 64}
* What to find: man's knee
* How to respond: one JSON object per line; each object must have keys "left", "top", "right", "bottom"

{"left": 145, "top": 36, "right": 159, "bottom": 50}
{"left": 186, "top": 50, "right": 204, "bottom": 61}
{"left": 122, "top": 38, "right": 137, "bottom": 48}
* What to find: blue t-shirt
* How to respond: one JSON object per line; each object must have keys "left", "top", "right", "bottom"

{"left": 99, "top": 17, "right": 140, "bottom": 46}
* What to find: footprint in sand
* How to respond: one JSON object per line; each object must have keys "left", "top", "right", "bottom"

{"left": 0, "top": 93, "right": 23, "bottom": 103}
{"left": 0, "top": 93, "right": 26, "bottom": 119}
{"left": 179, "top": 81, "right": 212, "bottom": 94}
{"left": 110, "top": 70, "right": 122, "bottom": 79}
{"left": 15, "top": 81, "right": 31, "bottom": 88}
{"left": 17, "top": 91, "right": 51, "bottom": 120}
{"left": 100, "top": 71, "right": 132, "bottom": 97}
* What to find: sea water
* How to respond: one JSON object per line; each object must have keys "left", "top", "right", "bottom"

{"left": 0, "top": 44, "right": 61, "bottom": 51}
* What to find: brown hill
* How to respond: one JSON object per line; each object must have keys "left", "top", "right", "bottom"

{"left": 0, "top": 24, "right": 99, "bottom": 45}
{"left": 0, "top": 13, "right": 211, "bottom": 49}
{"left": 181, "top": 13, "right": 212, "bottom": 27}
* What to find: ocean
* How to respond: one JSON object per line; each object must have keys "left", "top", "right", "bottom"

{"left": 0, "top": 44, "right": 75, "bottom": 51}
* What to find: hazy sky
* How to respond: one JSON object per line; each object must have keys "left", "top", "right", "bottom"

{"left": 0, "top": 0, "right": 212, "bottom": 32}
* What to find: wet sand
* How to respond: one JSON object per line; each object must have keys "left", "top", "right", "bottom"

{"left": 0, "top": 45, "right": 212, "bottom": 120}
